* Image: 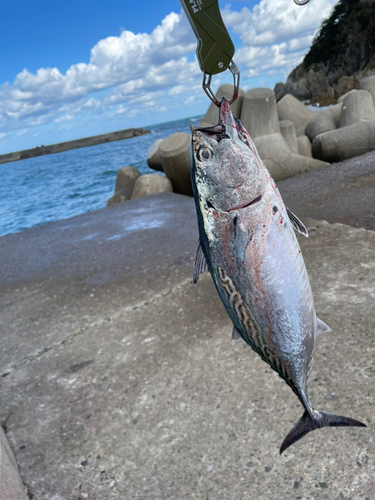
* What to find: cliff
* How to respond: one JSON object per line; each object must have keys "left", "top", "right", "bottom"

{"left": 275, "top": 0, "right": 375, "bottom": 103}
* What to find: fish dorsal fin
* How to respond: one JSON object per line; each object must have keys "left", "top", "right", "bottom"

{"left": 231, "top": 325, "right": 243, "bottom": 344}
{"left": 193, "top": 240, "right": 209, "bottom": 284}
{"left": 316, "top": 317, "right": 332, "bottom": 336}
{"left": 286, "top": 206, "right": 308, "bottom": 237}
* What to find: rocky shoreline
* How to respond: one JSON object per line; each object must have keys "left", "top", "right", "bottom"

{"left": 274, "top": 0, "right": 375, "bottom": 105}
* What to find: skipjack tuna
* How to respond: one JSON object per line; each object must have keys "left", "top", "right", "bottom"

{"left": 190, "top": 98, "right": 366, "bottom": 454}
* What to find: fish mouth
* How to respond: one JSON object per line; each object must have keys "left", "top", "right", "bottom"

{"left": 193, "top": 98, "right": 237, "bottom": 142}
{"left": 193, "top": 122, "right": 228, "bottom": 142}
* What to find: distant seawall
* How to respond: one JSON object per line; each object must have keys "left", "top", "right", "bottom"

{"left": 0, "top": 128, "right": 151, "bottom": 165}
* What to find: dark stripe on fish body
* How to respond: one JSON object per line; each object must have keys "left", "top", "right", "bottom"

{"left": 217, "top": 267, "right": 266, "bottom": 351}
{"left": 216, "top": 266, "right": 291, "bottom": 383}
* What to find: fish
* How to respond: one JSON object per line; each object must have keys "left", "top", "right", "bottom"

{"left": 190, "top": 97, "right": 366, "bottom": 454}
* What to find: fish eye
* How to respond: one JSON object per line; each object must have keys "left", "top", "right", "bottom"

{"left": 197, "top": 146, "right": 213, "bottom": 161}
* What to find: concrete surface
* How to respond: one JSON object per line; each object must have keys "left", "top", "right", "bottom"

{"left": 114, "top": 166, "right": 140, "bottom": 198}
{"left": 338, "top": 90, "right": 375, "bottom": 128}
{"left": 0, "top": 426, "right": 28, "bottom": 499}
{"left": 277, "top": 94, "right": 314, "bottom": 136}
{"left": 159, "top": 132, "right": 192, "bottom": 196}
{"left": 359, "top": 76, "right": 375, "bottom": 105}
{"left": 279, "top": 120, "right": 299, "bottom": 154}
{"left": 305, "top": 111, "right": 337, "bottom": 142}
{"left": 240, "top": 88, "right": 280, "bottom": 138}
{"left": 312, "top": 122, "right": 375, "bottom": 163}
{"left": 297, "top": 135, "right": 313, "bottom": 158}
{"left": 278, "top": 151, "right": 375, "bottom": 231}
{"left": 255, "top": 132, "right": 328, "bottom": 182}
{"left": 147, "top": 139, "right": 164, "bottom": 172}
{"left": 131, "top": 174, "right": 173, "bottom": 199}
{"left": 0, "top": 177, "right": 374, "bottom": 499}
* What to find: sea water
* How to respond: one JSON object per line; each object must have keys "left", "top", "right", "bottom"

{"left": 0, "top": 115, "right": 203, "bottom": 237}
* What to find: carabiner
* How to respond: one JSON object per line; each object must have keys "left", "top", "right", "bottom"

{"left": 203, "top": 60, "right": 240, "bottom": 107}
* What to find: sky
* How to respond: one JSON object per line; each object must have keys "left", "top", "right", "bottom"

{"left": 0, "top": 0, "right": 338, "bottom": 154}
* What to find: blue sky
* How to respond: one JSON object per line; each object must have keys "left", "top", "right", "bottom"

{"left": 0, "top": 0, "right": 337, "bottom": 154}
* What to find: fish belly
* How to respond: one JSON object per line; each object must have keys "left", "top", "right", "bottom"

{"left": 213, "top": 210, "right": 315, "bottom": 398}
{"left": 249, "top": 217, "right": 315, "bottom": 390}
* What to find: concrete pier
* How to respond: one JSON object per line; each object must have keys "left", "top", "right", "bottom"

{"left": 0, "top": 127, "right": 151, "bottom": 165}
{"left": 0, "top": 153, "right": 374, "bottom": 498}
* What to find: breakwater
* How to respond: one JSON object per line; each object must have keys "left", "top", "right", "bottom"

{"left": 0, "top": 127, "right": 151, "bottom": 165}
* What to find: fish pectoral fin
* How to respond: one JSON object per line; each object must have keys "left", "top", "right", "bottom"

{"left": 231, "top": 325, "right": 244, "bottom": 344}
{"left": 285, "top": 206, "right": 308, "bottom": 237}
{"left": 316, "top": 317, "right": 332, "bottom": 335}
{"left": 193, "top": 240, "right": 209, "bottom": 284}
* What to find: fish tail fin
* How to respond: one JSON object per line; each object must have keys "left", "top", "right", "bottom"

{"left": 280, "top": 409, "right": 366, "bottom": 455}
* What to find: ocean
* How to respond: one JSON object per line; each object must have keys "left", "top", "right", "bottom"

{"left": 0, "top": 115, "right": 203, "bottom": 238}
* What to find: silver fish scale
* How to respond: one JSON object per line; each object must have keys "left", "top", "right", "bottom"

{"left": 190, "top": 99, "right": 366, "bottom": 453}
{"left": 216, "top": 266, "right": 293, "bottom": 387}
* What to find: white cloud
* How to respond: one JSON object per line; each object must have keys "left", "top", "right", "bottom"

{"left": 54, "top": 114, "right": 74, "bottom": 123}
{"left": 168, "top": 85, "right": 185, "bottom": 96}
{"left": 16, "top": 128, "right": 28, "bottom": 135}
{"left": 184, "top": 96, "right": 195, "bottom": 105}
{"left": 0, "top": 0, "right": 337, "bottom": 142}
{"left": 288, "top": 35, "right": 314, "bottom": 52}
{"left": 0, "top": 10, "right": 198, "bottom": 134}
{"left": 115, "top": 104, "right": 127, "bottom": 115}
{"left": 224, "top": 0, "right": 336, "bottom": 45}
{"left": 223, "top": 0, "right": 337, "bottom": 78}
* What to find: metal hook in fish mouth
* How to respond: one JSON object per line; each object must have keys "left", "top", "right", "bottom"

{"left": 293, "top": 0, "right": 310, "bottom": 5}
{"left": 203, "top": 60, "right": 240, "bottom": 108}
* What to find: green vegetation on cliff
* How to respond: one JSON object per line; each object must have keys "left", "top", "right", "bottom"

{"left": 303, "top": 0, "right": 375, "bottom": 74}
